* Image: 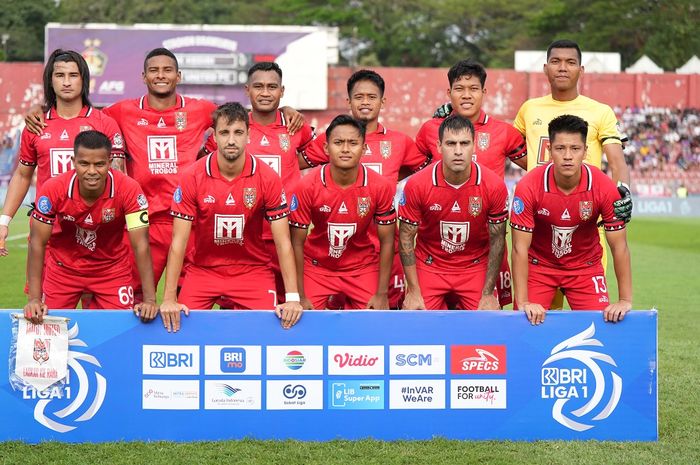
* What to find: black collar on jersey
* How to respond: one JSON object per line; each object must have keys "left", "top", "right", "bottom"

{"left": 205, "top": 153, "right": 257, "bottom": 178}
{"left": 431, "top": 160, "right": 482, "bottom": 187}
{"left": 543, "top": 163, "right": 593, "bottom": 193}
{"left": 67, "top": 171, "right": 115, "bottom": 199}
{"left": 138, "top": 94, "right": 186, "bottom": 110}
{"left": 46, "top": 106, "right": 93, "bottom": 120}
{"left": 320, "top": 163, "right": 368, "bottom": 188}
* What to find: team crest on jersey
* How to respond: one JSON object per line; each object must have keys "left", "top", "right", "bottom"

{"left": 380, "top": 141, "right": 392, "bottom": 159}
{"left": 79, "top": 125, "right": 93, "bottom": 133}
{"left": 33, "top": 338, "right": 50, "bottom": 364}
{"left": 357, "top": 197, "right": 370, "bottom": 217}
{"left": 477, "top": 132, "right": 490, "bottom": 151}
{"left": 279, "top": 134, "right": 290, "bottom": 152}
{"left": 175, "top": 111, "right": 187, "bottom": 131}
{"left": 579, "top": 201, "right": 593, "bottom": 221}
{"left": 102, "top": 208, "right": 115, "bottom": 223}
{"left": 469, "top": 196, "right": 482, "bottom": 217}
{"left": 243, "top": 188, "right": 257, "bottom": 209}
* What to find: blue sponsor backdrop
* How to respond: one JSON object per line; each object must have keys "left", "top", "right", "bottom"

{"left": 0, "top": 310, "right": 657, "bottom": 442}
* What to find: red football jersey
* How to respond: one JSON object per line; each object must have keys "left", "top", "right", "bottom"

{"left": 205, "top": 110, "right": 315, "bottom": 192}
{"left": 170, "top": 153, "right": 289, "bottom": 268}
{"left": 510, "top": 163, "right": 625, "bottom": 272}
{"left": 103, "top": 95, "right": 217, "bottom": 222}
{"left": 31, "top": 169, "right": 148, "bottom": 274}
{"left": 301, "top": 123, "right": 429, "bottom": 183}
{"left": 289, "top": 164, "right": 396, "bottom": 275}
{"left": 19, "top": 106, "right": 125, "bottom": 195}
{"left": 415, "top": 111, "right": 526, "bottom": 178}
{"left": 398, "top": 161, "right": 508, "bottom": 272}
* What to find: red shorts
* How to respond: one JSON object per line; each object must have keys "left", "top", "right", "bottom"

{"left": 304, "top": 266, "right": 379, "bottom": 310}
{"left": 179, "top": 264, "right": 277, "bottom": 310}
{"left": 42, "top": 257, "right": 134, "bottom": 309}
{"left": 496, "top": 243, "right": 513, "bottom": 307}
{"left": 417, "top": 265, "right": 487, "bottom": 310}
{"left": 528, "top": 263, "right": 609, "bottom": 310}
{"left": 387, "top": 253, "right": 405, "bottom": 309}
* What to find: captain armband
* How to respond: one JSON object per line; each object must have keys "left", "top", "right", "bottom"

{"left": 126, "top": 210, "right": 149, "bottom": 230}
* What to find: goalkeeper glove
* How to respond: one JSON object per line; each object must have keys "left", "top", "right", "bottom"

{"left": 433, "top": 103, "right": 453, "bottom": 118}
{"left": 613, "top": 182, "right": 633, "bottom": 223}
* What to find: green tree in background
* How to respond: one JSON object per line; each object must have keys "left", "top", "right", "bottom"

{"left": 3, "top": 0, "right": 698, "bottom": 69}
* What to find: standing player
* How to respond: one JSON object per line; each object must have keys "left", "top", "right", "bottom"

{"left": 399, "top": 116, "right": 508, "bottom": 310}
{"left": 0, "top": 49, "right": 124, "bottom": 256}
{"left": 510, "top": 115, "right": 632, "bottom": 325}
{"left": 300, "top": 69, "right": 430, "bottom": 308}
{"left": 417, "top": 59, "right": 527, "bottom": 306}
{"left": 290, "top": 115, "right": 396, "bottom": 310}
{"left": 203, "top": 62, "right": 318, "bottom": 303}
{"left": 513, "top": 39, "right": 632, "bottom": 309}
{"left": 159, "top": 103, "right": 302, "bottom": 332}
{"left": 417, "top": 59, "right": 527, "bottom": 176}
{"left": 23, "top": 131, "right": 155, "bottom": 323}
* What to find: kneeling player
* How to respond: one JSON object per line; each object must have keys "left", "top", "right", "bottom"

{"left": 399, "top": 115, "right": 508, "bottom": 310}
{"left": 160, "top": 103, "right": 303, "bottom": 332}
{"left": 510, "top": 115, "right": 632, "bottom": 325}
{"left": 24, "top": 131, "right": 156, "bottom": 323}
{"left": 290, "top": 115, "right": 396, "bottom": 309}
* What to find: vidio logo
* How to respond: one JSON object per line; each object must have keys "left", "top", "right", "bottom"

{"left": 541, "top": 323, "right": 622, "bottom": 432}
{"left": 23, "top": 323, "right": 107, "bottom": 432}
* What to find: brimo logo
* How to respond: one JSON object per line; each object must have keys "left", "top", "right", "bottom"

{"left": 541, "top": 323, "right": 622, "bottom": 432}
{"left": 31, "top": 323, "right": 107, "bottom": 432}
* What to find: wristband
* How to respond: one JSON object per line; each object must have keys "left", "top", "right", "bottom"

{"left": 617, "top": 181, "right": 630, "bottom": 191}
{"left": 0, "top": 215, "right": 11, "bottom": 227}
{"left": 285, "top": 292, "right": 300, "bottom": 302}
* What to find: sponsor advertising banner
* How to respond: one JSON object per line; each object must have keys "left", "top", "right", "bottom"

{"left": 0, "top": 310, "right": 657, "bottom": 442}
{"left": 45, "top": 23, "right": 337, "bottom": 109}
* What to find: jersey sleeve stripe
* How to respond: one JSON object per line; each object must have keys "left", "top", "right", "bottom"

{"left": 170, "top": 211, "right": 194, "bottom": 221}
{"left": 510, "top": 223, "right": 533, "bottom": 233}
{"left": 398, "top": 215, "right": 419, "bottom": 226}
{"left": 289, "top": 220, "right": 309, "bottom": 229}
{"left": 31, "top": 212, "right": 54, "bottom": 224}
{"left": 19, "top": 159, "right": 37, "bottom": 166}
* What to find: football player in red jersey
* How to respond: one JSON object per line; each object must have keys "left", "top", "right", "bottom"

{"left": 510, "top": 115, "right": 632, "bottom": 325}
{"left": 399, "top": 115, "right": 508, "bottom": 310}
{"left": 290, "top": 115, "right": 396, "bottom": 310}
{"left": 160, "top": 103, "right": 303, "bottom": 332}
{"left": 300, "top": 69, "right": 430, "bottom": 308}
{"left": 416, "top": 59, "right": 527, "bottom": 307}
{"left": 24, "top": 131, "right": 156, "bottom": 323}
{"left": 1, "top": 49, "right": 124, "bottom": 257}
{"left": 203, "top": 62, "right": 318, "bottom": 305}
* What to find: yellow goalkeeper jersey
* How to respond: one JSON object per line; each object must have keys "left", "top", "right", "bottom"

{"left": 513, "top": 94, "right": 622, "bottom": 171}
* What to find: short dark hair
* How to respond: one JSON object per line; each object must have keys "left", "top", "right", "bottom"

{"left": 438, "top": 115, "right": 475, "bottom": 142}
{"left": 547, "top": 39, "right": 582, "bottom": 64}
{"left": 325, "top": 115, "right": 366, "bottom": 141}
{"left": 447, "top": 59, "right": 487, "bottom": 88}
{"left": 347, "top": 69, "right": 385, "bottom": 97}
{"left": 74, "top": 130, "right": 112, "bottom": 155}
{"left": 143, "top": 48, "right": 179, "bottom": 72}
{"left": 548, "top": 114, "right": 588, "bottom": 143}
{"left": 212, "top": 102, "right": 249, "bottom": 129}
{"left": 43, "top": 49, "right": 92, "bottom": 111}
{"left": 247, "top": 61, "right": 282, "bottom": 80}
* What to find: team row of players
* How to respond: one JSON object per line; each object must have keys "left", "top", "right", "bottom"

{"left": 0, "top": 41, "right": 632, "bottom": 330}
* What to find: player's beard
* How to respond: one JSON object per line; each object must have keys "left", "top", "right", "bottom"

{"left": 221, "top": 146, "right": 243, "bottom": 162}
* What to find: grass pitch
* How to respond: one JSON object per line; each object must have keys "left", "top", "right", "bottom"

{"left": 0, "top": 215, "right": 698, "bottom": 465}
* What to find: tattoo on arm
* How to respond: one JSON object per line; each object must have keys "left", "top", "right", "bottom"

{"left": 483, "top": 222, "right": 506, "bottom": 293}
{"left": 399, "top": 223, "right": 418, "bottom": 267}
{"left": 111, "top": 157, "right": 125, "bottom": 173}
